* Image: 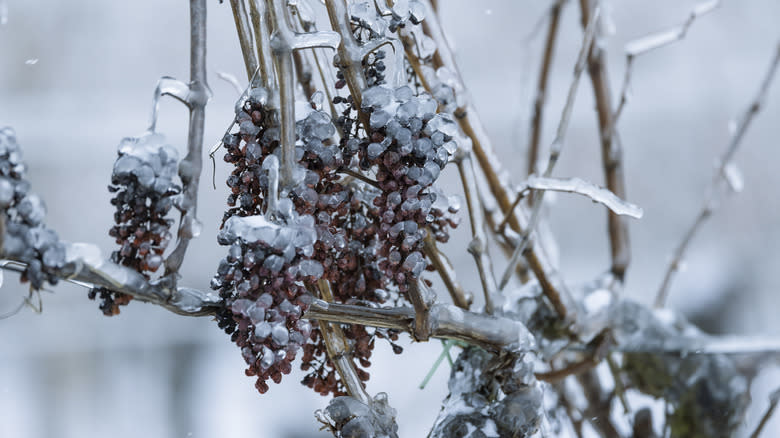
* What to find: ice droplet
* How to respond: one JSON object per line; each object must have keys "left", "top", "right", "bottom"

{"left": 311, "top": 91, "right": 325, "bottom": 111}
{"left": 24, "top": 59, "right": 38, "bottom": 65}
{"left": 0, "top": 1, "right": 8, "bottom": 26}
{"left": 254, "top": 321, "right": 271, "bottom": 340}
{"left": 271, "top": 323, "right": 289, "bottom": 345}
{"left": 723, "top": 163, "right": 743, "bottom": 193}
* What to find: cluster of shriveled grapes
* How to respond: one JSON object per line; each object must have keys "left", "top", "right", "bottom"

{"left": 213, "top": 213, "right": 321, "bottom": 394}
{"left": 0, "top": 127, "right": 67, "bottom": 290}
{"left": 91, "top": 134, "right": 181, "bottom": 315}
{"left": 294, "top": 109, "right": 408, "bottom": 396}
{"left": 350, "top": 84, "right": 457, "bottom": 292}
{"left": 214, "top": 3, "right": 457, "bottom": 398}
{"left": 222, "top": 88, "right": 279, "bottom": 222}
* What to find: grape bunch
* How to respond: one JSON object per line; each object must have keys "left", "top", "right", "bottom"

{"left": 0, "top": 127, "right": 67, "bottom": 289}
{"left": 222, "top": 88, "right": 279, "bottom": 221}
{"left": 212, "top": 213, "right": 321, "bottom": 394}
{"left": 93, "top": 133, "right": 181, "bottom": 315}
{"left": 348, "top": 84, "right": 459, "bottom": 293}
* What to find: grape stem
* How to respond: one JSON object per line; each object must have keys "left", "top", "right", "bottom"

{"left": 229, "top": 0, "right": 260, "bottom": 82}
{"left": 247, "top": 0, "right": 275, "bottom": 88}
{"left": 315, "top": 279, "right": 372, "bottom": 403}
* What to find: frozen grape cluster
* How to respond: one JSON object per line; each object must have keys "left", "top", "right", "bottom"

{"left": 222, "top": 87, "right": 278, "bottom": 221}
{"left": 92, "top": 133, "right": 181, "bottom": 315}
{"left": 212, "top": 214, "right": 321, "bottom": 394}
{"left": 0, "top": 127, "right": 68, "bottom": 289}
{"left": 350, "top": 84, "right": 459, "bottom": 293}
{"left": 216, "top": 86, "right": 419, "bottom": 396}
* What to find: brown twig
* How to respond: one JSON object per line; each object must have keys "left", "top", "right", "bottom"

{"left": 535, "top": 330, "right": 612, "bottom": 383}
{"left": 750, "top": 387, "right": 780, "bottom": 438}
{"left": 578, "top": 0, "right": 631, "bottom": 282}
{"left": 423, "top": 230, "right": 471, "bottom": 310}
{"left": 406, "top": 278, "right": 434, "bottom": 341}
{"left": 316, "top": 279, "right": 371, "bottom": 403}
{"left": 247, "top": 0, "right": 276, "bottom": 88}
{"left": 229, "top": 0, "right": 260, "bottom": 81}
{"left": 527, "top": 0, "right": 565, "bottom": 180}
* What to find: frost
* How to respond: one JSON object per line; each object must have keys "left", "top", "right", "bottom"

{"left": 113, "top": 132, "right": 180, "bottom": 194}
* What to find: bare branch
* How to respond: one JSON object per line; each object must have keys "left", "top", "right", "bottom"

{"left": 324, "top": 0, "right": 368, "bottom": 108}
{"left": 502, "top": 176, "right": 644, "bottom": 221}
{"left": 164, "top": 0, "right": 210, "bottom": 278}
{"left": 578, "top": 0, "right": 632, "bottom": 281}
{"left": 417, "top": 0, "right": 575, "bottom": 320}
{"left": 499, "top": 6, "right": 601, "bottom": 292}
{"left": 527, "top": 0, "right": 565, "bottom": 179}
{"left": 655, "top": 41, "right": 780, "bottom": 308}
{"left": 406, "top": 278, "right": 435, "bottom": 341}
{"left": 610, "top": 0, "right": 720, "bottom": 144}
{"left": 750, "top": 387, "right": 780, "bottom": 438}
{"left": 423, "top": 230, "right": 471, "bottom": 310}
{"left": 316, "top": 280, "right": 371, "bottom": 404}
{"left": 229, "top": 0, "right": 260, "bottom": 81}
{"left": 248, "top": 0, "right": 275, "bottom": 88}
{"left": 2, "top": 245, "right": 220, "bottom": 316}
{"left": 455, "top": 147, "right": 498, "bottom": 314}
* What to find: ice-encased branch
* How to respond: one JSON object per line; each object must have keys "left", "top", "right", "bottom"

{"left": 2, "top": 243, "right": 220, "bottom": 316}
{"left": 655, "top": 41, "right": 780, "bottom": 308}
{"left": 611, "top": 0, "right": 719, "bottom": 143}
{"left": 164, "top": 0, "right": 210, "bottom": 278}
{"left": 504, "top": 176, "right": 644, "bottom": 220}
{"left": 315, "top": 279, "right": 372, "bottom": 404}
{"left": 305, "top": 299, "right": 535, "bottom": 353}
{"left": 455, "top": 147, "right": 498, "bottom": 314}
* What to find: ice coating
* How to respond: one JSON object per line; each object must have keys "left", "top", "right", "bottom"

{"left": 114, "top": 133, "right": 180, "bottom": 193}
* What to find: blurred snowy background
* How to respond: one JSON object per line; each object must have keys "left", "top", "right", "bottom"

{"left": 1, "top": 0, "right": 779, "bottom": 436}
